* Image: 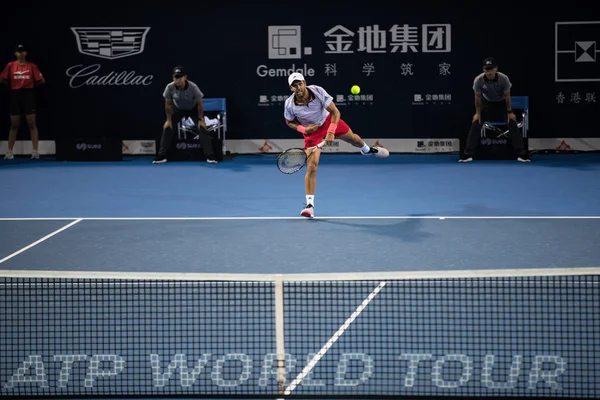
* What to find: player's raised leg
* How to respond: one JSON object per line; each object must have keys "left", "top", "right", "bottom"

{"left": 336, "top": 126, "right": 389, "bottom": 158}
{"left": 301, "top": 147, "right": 321, "bottom": 218}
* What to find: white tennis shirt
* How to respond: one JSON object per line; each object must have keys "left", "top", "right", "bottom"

{"left": 283, "top": 85, "right": 333, "bottom": 126}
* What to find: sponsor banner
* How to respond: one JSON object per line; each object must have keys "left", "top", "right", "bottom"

{"left": 122, "top": 140, "right": 156, "bottom": 155}
{"left": 555, "top": 21, "right": 600, "bottom": 82}
{"left": 226, "top": 139, "right": 459, "bottom": 154}
{"left": 529, "top": 138, "right": 600, "bottom": 152}
{"left": 67, "top": 27, "right": 154, "bottom": 89}
{"left": 4, "top": 139, "right": 600, "bottom": 157}
{"left": 0, "top": 141, "right": 56, "bottom": 155}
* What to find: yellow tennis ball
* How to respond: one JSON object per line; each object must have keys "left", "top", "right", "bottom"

{"left": 351, "top": 85, "right": 360, "bottom": 95}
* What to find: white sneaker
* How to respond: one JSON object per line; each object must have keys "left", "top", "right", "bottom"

{"left": 301, "top": 204, "right": 314, "bottom": 218}
{"left": 459, "top": 157, "right": 473, "bottom": 163}
{"left": 31, "top": 150, "right": 39, "bottom": 159}
{"left": 362, "top": 146, "right": 390, "bottom": 158}
{"left": 4, "top": 150, "right": 14, "bottom": 160}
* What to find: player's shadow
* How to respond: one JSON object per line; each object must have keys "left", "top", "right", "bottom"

{"left": 314, "top": 214, "right": 435, "bottom": 242}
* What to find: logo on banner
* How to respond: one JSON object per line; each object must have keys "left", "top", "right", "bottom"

{"left": 71, "top": 27, "right": 151, "bottom": 60}
{"left": 256, "top": 64, "right": 316, "bottom": 78}
{"left": 261, "top": 23, "right": 450, "bottom": 81}
{"left": 259, "top": 141, "right": 273, "bottom": 152}
{"left": 556, "top": 91, "right": 596, "bottom": 104}
{"left": 555, "top": 21, "right": 600, "bottom": 82}
{"left": 258, "top": 94, "right": 290, "bottom": 107}
{"left": 556, "top": 140, "right": 572, "bottom": 151}
{"left": 335, "top": 94, "right": 374, "bottom": 106}
{"left": 67, "top": 27, "right": 154, "bottom": 88}
{"left": 480, "top": 137, "right": 507, "bottom": 146}
{"left": 176, "top": 142, "right": 202, "bottom": 150}
{"left": 268, "top": 26, "right": 312, "bottom": 59}
{"left": 412, "top": 93, "right": 452, "bottom": 105}
{"left": 76, "top": 143, "right": 102, "bottom": 151}
{"left": 323, "top": 24, "right": 451, "bottom": 54}
{"left": 416, "top": 140, "right": 456, "bottom": 153}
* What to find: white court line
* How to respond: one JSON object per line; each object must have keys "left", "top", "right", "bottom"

{"left": 283, "top": 281, "right": 387, "bottom": 395}
{"left": 0, "top": 219, "right": 83, "bottom": 265}
{"left": 0, "top": 215, "right": 599, "bottom": 221}
{"left": 1, "top": 267, "right": 599, "bottom": 281}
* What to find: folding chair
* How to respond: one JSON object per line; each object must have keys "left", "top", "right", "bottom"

{"left": 481, "top": 96, "right": 529, "bottom": 140}
{"left": 204, "top": 98, "right": 227, "bottom": 154}
{"left": 177, "top": 117, "right": 199, "bottom": 140}
{"left": 176, "top": 98, "right": 227, "bottom": 153}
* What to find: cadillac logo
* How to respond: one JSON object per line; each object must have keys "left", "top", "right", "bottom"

{"left": 70, "top": 27, "right": 151, "bottom": 60}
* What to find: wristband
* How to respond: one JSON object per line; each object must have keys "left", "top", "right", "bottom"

{"left": 507, "top": 109, "right": 513, "bottom": 113}
{"left": 327, "top": 123, "right": 338, "bottom": 134}
{"left": 296, "top": 125, "right": 306, "bottom": 134}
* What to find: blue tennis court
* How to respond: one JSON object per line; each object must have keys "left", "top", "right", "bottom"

{"left": 1, "top": 153, "right": 599, "bottom": 399}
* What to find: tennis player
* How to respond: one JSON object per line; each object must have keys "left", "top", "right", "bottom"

{"left": 284, "top": 72, "right": 389, "bottom": 218}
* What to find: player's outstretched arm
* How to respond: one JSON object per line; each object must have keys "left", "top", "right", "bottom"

{"left": 326, "top": 102, "right": 341, "bottom": 125}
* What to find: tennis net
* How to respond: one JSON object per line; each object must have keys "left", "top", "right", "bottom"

{"left": 0, "top": 269, "right": 599, "bottom": 399}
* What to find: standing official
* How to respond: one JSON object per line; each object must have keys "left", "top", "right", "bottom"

{"left": 460, "top": 57, "right": 530, "bottom": 162}
{"left": 153, "top": 66, "right": 217, "bottom": 164}
{"left": 0, "top": 44, "right": 46, "bottom": 159}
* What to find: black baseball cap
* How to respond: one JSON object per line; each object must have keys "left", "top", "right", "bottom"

{"left": 483, "top": 57, "right": 497, "bottom": 70}
{"left": 172, "top": 66, "right": 186, "bottom": 78}
{"left": 14, "top": 44, "right": 26, "bottom": 52}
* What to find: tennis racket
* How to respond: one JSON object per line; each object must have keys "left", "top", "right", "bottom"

{"left": 277, "top": 140, "right": 327, "bottom": 174}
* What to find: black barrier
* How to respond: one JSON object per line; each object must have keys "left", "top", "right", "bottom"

{"left": 170, "top": 137, "right": 224, "bottom": 162}
{"left": 55, "top": 137, "right": 123, "bottom": 161}
{"left": 472, "top": 137, "right": 530, "bottom": 161}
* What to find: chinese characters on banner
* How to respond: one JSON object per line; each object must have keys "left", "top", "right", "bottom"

{"left": 260, "top": 23, "right": 453, "bottom": 108}
{"left": 322, "top": 24, "right": 451, "bottom": 78}
{"left": 323, "top": 24, "right": 451, "bottom": 54}
{"left": 556, "top": 92, "right": 597, "bottom": 104}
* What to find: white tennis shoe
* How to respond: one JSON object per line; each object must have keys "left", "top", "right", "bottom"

{"left": 301, "top": 204, "right": 314, "bottom": 218}
{"left": 361, "top": 146, "right": 389, "bottom": 158}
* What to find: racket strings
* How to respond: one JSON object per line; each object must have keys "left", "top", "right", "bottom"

{"left": 277, "top": 149, "right": 307, "bottom": 174}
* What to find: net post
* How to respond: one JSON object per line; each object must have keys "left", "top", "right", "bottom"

{"left": 274, "top": 275, "right": 286, "bottom": 397}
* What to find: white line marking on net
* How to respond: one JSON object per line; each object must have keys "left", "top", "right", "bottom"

{"left": 283, "top": 281, "right": 387, "bottom": 396}
{"left": 0, "top": 215, "right": 599, "bottom": 221}
{"left": 1, "top": 267, "right": 599, "bottom": 281}
{"left": 0, "top": 219, "right": 83, "bottom": 265}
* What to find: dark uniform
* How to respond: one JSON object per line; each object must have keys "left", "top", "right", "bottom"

{"left": 461, "top": 58, "right": 529, "bottom": 162}
{"left": 154, "top": 67, "right": 216, "bottom": 163}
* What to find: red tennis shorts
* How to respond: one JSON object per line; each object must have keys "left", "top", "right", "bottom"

{"left": 303, "top": 114, "right": 350, "bottom": 149}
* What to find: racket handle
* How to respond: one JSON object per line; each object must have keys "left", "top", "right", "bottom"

{"left": 315, "top": 140, "right": 327, "bottom": 149}
{"left": 306, "top": 140, "right": 327, "bottom": 152}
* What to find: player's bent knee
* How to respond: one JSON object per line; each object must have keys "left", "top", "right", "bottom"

{"left": 306, "top": 159, "right": 319, "bottom": 174}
